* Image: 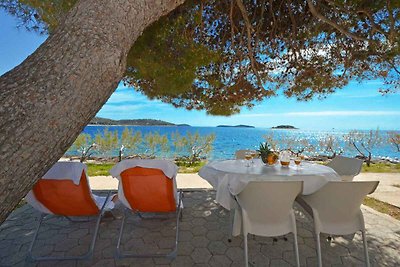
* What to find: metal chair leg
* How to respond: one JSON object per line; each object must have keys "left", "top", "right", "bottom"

{"left": 362, "top": 230, "right": 371, "bottom": 267}
{"left": 315, "top": 232, "right": 322, "bottom": 267}
{"left": 243, "top": 232, "right": 249, "bottom": 267}
{"left": 116, "top": 208, "right": 128, "bottom": 258}
{"left": 293, "top": 232, "right": 300, "bottom": 267}
{"left": 27, "top": 212, "right": 101, "bottom": 261}
{"left": 228, "top": 209, "right": 234, "bottom": 242}
{"left": 27, "top": 191, "right": 111, "bottom": 261}
{"left": 27, "top": 213, "right": 45, "bottom": 260}
{"left": 116, "top": 191, "right": 183, "bottom": 259}
{"left": 65, "top": 216, "right": 91, "bottom": 222}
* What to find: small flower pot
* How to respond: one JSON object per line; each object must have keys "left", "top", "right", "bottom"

{"left": 268, "top": 154, "right": 278, "bottom": 165}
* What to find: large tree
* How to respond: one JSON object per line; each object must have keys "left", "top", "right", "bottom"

{"left": 126, "top": 0, "right": 400, "bottom": 115}
{"left": 0, "top": 0, "right": 399, "bottom": 223}
{"left": 0, "top": 0, "right": 186, "bottom": 222}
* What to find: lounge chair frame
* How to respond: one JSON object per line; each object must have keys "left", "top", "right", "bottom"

{"left": 116, "top": 190, "right": 183, "bottom": 259}
{"left": 27, "top": 191, "right": 111, "bottom": 261}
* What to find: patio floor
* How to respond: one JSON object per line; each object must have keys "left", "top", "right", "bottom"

{"left": 0, "top": 190, "right": 399, "bottom": 267}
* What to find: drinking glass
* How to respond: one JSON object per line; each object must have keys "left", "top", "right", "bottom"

{"left": 250, "top": 151, "right": 257, "bottom": 165}
{"left": 294, "top": 155, "right": 302, "bottom": 169}
{"left": 280, "top": 150, "right": 291, "bottom": 167}
{"left": 244, "top": 152, "right": 252, "bottom": 167}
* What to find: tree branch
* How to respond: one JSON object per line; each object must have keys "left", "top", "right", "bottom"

{"left": 307, "top": 0, "right": 369, "bottom": 42}
{"left": 357, "top": 9, "right": 387, "bottom": 37}
{"left": 235, "top": 0, "right": 254, "bottom": 33}
{"left": 268, "top": 0, "right": 277, "bottom": 40}
{"left": 352, "top": 141, "right": 366, "bottom": 158}
{"left": 387, "top": 0, "right": 395, "bottom": 43}
{"left": 235, "top": 0, "right": 263, "bottom": 88}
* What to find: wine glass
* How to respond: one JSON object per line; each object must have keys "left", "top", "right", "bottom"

{"left": 294, "top": 155, "right": 302, "bottom": 169}
{"left": 244, "top": 152, "right": 252, "bottom": 167}
{"left": 250, "top": 150, "right": 257, "bottom": 165}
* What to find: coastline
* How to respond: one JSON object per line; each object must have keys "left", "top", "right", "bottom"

{"left": 79, "top": 125, "right": 400, "bottom": 161}
{"left": 86, "top": 124, "right": 400, "bottom": 131}
{"left": 87, "top": 124, "right": 186, "bottom": 127}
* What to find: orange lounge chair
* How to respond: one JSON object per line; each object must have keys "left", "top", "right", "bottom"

{"left": 25, "top": 162, "right": 112, "bottom": 261}
{"left": 110, "top": 159, "right": 183, "bottom": 259}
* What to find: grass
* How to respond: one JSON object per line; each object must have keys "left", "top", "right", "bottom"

{"left": 175, "top": 161, "right": 206, "bottom": 173}
{"left": 315, "top": 161, "right": 400, "bottom": 173}
{"left": 361, "top": 162, "right": 400, "bottom": 173}
{"left": 87, "top": 163, "right": 115, "bottom": 176}
{"left": 363, "top": 197, "right": 400, "bottom": 220}
{"left": 87, "top": 161, "right": 206, "bottom": 176}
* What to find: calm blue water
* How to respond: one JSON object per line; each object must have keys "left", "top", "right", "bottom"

{"left": 74, "top": 125, "right": 399, "bottom": 160}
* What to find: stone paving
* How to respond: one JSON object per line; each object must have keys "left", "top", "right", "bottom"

{"left": 0, "top": 190, "right": 399, "bottom": 267}
{"left": 354, "top": 173, "right": 400, "bottom": 208}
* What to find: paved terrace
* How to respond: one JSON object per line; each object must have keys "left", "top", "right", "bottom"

{"left": 1, "top": 189, "right": 400, "bottom": 267}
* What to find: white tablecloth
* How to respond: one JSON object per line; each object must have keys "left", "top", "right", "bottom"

{"left": 199, "top": 159, "right": 340, "bottom": 210}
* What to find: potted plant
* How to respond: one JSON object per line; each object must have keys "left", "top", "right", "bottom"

{"left": 257, "top": 142, "right": 279, "bottom": 165}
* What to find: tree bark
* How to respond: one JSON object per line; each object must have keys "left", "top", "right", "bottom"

{"left": 366, "top": 152, "right": 372, "bottom": 167}
{"left": 0, "top": 0, "right": 184, "bottom": 223}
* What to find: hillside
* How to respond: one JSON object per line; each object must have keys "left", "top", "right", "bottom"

{"left": 90, "top": 117, "right": 176, "bottom": 126}
{"left": 217, "top": 125, "right": 255, "bottom": 128}
{"left": 271, "top": 125, "right": 298, "bottom": 129}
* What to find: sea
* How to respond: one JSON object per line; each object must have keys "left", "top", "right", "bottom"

{"left": 71, "top": 125, "right": 400, "bottom": 161}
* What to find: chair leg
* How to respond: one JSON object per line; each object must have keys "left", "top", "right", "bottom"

{"left": 117, "top": 195, "right": 183, "bottom": 259}
{"left": 293, "top": 232, "right": 300, "bottom": 267}
{"left": 27, "top": 213, "right": 44, "bottom": 260}
{"left": 243, "top": 232, "right": 249, "bottom": 267}
{"left": 240, "top": 205, "right": 249, "bottom": 267}
{"left": 228, "top": 209, "right": 234, "bottom": 242}
{"left": 27, "top": 212, "right": 101, "bottom": 261}
{"left": 315, "top": 232, "right": 322, "bottom": 267}
{"left": 116, "top": 208, "right": 128, "bottom": 258}
{"left": 28, "top": 192, "right": 111, "bottom": 261}
{"left": 361, "top": 230, "right": 371, "bottom": 267}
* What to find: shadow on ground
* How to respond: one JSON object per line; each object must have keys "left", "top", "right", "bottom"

{"left": 0, "top": 190, "right": 399, "bottom": 266}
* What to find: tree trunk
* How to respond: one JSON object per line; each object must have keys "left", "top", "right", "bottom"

{"left": 366, "top": 152, "right": 372, "bottom": 167}
{"left": 118, "top": 148, "right": 123, "bottom": 162}
{"left": 0, "top": 0, "right": 184, "bottom": 223}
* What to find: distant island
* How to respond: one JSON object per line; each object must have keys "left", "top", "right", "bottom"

{"left": 90, "top": 117, "right": 189, "bottom": 126}
{"left": 217, "top": 125, "right": 255, "bottom": 128}
{"left": 271, "top": 125, "right": 298, "bottom": 129}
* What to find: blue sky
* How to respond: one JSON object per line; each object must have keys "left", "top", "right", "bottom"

{"left": 1, "top": 10, "right": 399, "bottom": 130}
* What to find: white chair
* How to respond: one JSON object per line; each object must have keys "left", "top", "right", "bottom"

{"left": 326, "top": 156, "right": 363, "bottom": 181}
{"left": 233, "top": 181, "right": 303, "bottom": 267}
{"left": 230, "top": 150, "right": 258, "bottom": 241}
{"left": 297, "top": 181, "right": 379, "bottom": 267}
{"left": 235, "top": 149, "right": 254, "bottom": 160}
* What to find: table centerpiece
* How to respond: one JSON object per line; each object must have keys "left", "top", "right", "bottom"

{"left": 257, "top": 142, "right": 279, "bottom": 165}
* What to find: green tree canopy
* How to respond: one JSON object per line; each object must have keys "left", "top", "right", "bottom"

{"left": 2, "top": 0, "right": 399, "bottom": 115}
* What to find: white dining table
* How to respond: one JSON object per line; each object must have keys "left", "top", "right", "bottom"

{"left": 199, "top": 159, "right": 341, "bottom": 210}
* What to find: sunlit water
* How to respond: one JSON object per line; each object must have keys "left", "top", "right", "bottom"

{"left": 68, "top": 125, "right": 399, "bottom": 161}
